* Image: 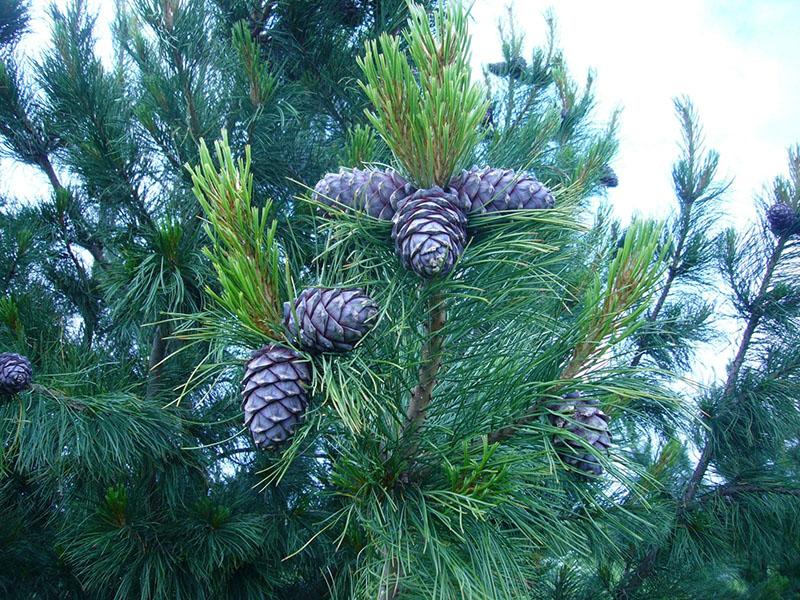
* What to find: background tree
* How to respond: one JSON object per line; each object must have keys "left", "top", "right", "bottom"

{"left": 610, "top": 145, "right": 800, "bottom": 600}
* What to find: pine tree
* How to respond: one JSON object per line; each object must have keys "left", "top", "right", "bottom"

{"left": 2, "top": 1, "right": 799, "bottom": 598}
{"left": 182, "top": 4, "right": 668, "bottom": 598}
{"left": 611, "top": 143, "right": 800, "bottom": 600}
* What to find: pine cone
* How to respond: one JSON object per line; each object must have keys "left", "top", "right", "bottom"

{"left": 548, "top": 392, "right": 612, "bottom": 475}
{"left": 486, "top": 57, "right": 527, "bottom": 80}
{"left": 0, "top": 352, "right": 32, "bottom": 395}
{"left": 391, "top": 187, "right": 469, "bottom": 278}
{"left": 767, "top": 202, "right": 798, "bottom": 237}
{"left": 241, "top": 345, "right": 311, "bottom": 449}
{"left": 449, "top": 167, "right": 555, "bottom": 213}
{"left": 599, "top": 165, "right": 619, "bottom": 188}
{"left": 312, "top": 168, "right": 414, "bottom": 220}
{"left": 313, "top": 168, "right": 369, "bottom": 213}
{"left": 284, "top": 287, "right": 378, "bottom": 354}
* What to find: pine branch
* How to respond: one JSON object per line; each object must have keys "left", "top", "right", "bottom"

{"left": 614, "top": 546, "right": 660, "bottom": 600}
{"left": 708, "top": 483, "right": 800, "bottom": 499}
{"left": 162, "top": 0, "right": 201, "bottom": 142}
{"left": 631, "top": 97, "right": 727, "bottom": 368}
{"left": 629, "top": 216, "right": 687, "bottom": 368}
{"left": 188, "top": 132, "right": 283, "bottom": 339}
{"left": 402, "top": 290, "right": 446, "bottom": 445}
{"left": 616, "top": 238, "right": 786, "bottom": 599}
{"left": 358, "top": 1, "right": 487, "bottom": 187}
{"left": 386, "top": 288, "right": 446, "bottom": 598}
{"left": 617, "top": 152, "right": 795, "bottom": 595}
{"left": 488, "top": 219, "right": 665, "bottom": 443}
{"left": 682, "top": 236, "right": 786, "bottom": 506}
{"left": 0, "top": 0, "right": 29, "bottom": 50}
{"left": 378, "top": 557, "right": 403, "bottom": 600}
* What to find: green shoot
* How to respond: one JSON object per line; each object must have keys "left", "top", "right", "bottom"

{"left": 358, "top": 1, "right": 488, "bottom": 188}
{"left": 187, "top": 131, "right": 283, "bottom": 339}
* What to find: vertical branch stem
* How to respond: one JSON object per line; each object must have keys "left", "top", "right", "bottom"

{"left": 383, "top": 290, "right": 446, "bottom": 599}
{"left": 618, "top": 236, "right": 786, "bottom": 599}
{"left": 146, "top": 323, "right": 168, "bottom": 400}
{"left": 631, "top": 207, "right": 690, "bottom": 367}
{"left": 403, "top": 290, "right": 447, "bottom": 437}
{"left": 378, "top": 557, "right": 402, "bottom": 600}
{"left": 681, "top": 237, "right": 784, "bottom": 505}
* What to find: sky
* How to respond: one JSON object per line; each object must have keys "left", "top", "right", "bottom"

{"left": 3, "top": 1, "right": 799, "bottom": 385}
{"left": 469, "top": 0, "right": 800, "bottom": 224}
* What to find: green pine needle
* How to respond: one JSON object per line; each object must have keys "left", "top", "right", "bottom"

{"left": 358, "top": 1, "right": 488, "bottom": 188}
{"left": 187, "top": 131, "right": 284, "bottom": 340}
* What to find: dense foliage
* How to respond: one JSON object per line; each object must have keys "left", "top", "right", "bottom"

{"left": 1, "top": 1, "right": 798, "bottom": 599}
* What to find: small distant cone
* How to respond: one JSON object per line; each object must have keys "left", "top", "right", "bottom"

{"left": 767, "top": 202, "right": 798, "bottom": 237}
{"left": 549, "top": 392, "right": 612, "bottom": 475}
{"left": 0, "top": 352, "right": 32, "bottom": 395}
{"left": 599, "top": 165, "right": 619, "bottom": 188}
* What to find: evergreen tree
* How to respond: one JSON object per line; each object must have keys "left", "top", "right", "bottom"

{"left": 611, "top": 142, "right": 800, "bottom": 600}
{"left": 184, "top": 4, "right": 660, "bottom": 598}
{"left": 1, "top": 1, "right": 799, "bottom": 599}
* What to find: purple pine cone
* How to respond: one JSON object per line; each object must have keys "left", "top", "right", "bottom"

{"left": 392, "top": 187, "right": 469, "bottom": 278}
{"left": 599, "top": 166, "right": 619, "bottom": 188}
{"left": 241, "top": 345, "right": 311, "bottom": 449}
{"left": 767, "top": 202, "right": 798, "bottom": 237}
{"left": 548, "top": 392, "right": 612, "bottom": 476}
{"left": 449, "top": 167, "right": 555, "bottom": 213}
{"left": 312, "top": 168, "right": 414, "bottom": 220}
{"left": 0, "top": 352, "right": 32, "bottom": 395}
{"left": 284, "top": 287, "right": 378, "bottom": 354}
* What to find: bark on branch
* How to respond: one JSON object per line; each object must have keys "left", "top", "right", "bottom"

{"left": 402, "top": 291, "right": 447, "bottom": 438}
{"left": 682, "top": 237, "right": 785, "bottom": 506}
{"left": 382, "top": 291, "right": 447, "bottom": 599}
{"left": 617, "top": 236, "right": 787, "bottom": 599}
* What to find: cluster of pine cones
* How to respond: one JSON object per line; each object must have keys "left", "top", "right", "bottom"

{"left": 241, "top": 164, "right": 612, "bottom": 474}
{"left": 241, "top": 166, "right": 556, "bottom": 450}
{"left": 313, "top": 166, "right": 555, "bottom": 279}
{"left": 241, "top": 288, "right": 377, "bottom": 448}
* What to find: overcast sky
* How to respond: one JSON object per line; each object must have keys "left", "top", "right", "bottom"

{"left": 471, "top": 0, "right": 800, "bottom": 224}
